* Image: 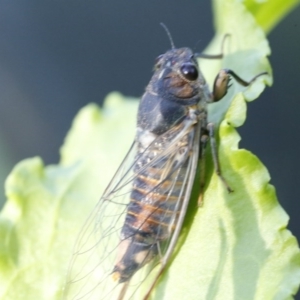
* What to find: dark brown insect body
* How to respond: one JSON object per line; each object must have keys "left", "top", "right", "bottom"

{"left": 64, "top": 40, "right": 266, "bottom": 300}
{"left": 112, "top": 48, "right": 207, "bottom": 284}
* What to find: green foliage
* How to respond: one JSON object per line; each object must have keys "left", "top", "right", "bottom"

{"left": 0, "top": 0, "right": 300, "bottom": 299}
{"left": 0, "top": 95, "right": 137, "bottom": 299}
{"left": 244, "top": 0, "right": 300, "bottom": 33}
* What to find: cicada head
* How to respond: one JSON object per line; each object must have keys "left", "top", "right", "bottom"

{"left": 151, "top": 47, "right": 206, "bottom": 102}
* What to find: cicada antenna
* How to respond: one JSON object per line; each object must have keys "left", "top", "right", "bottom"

{"left": 192, "top": 39, "right": 202, "bottom": 53}
{"left": 160, "top": 23, "right": 175, "bottom": 49}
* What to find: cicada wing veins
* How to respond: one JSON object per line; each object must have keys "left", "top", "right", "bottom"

{"left": 126, "top": 141, "right": 200, "bottom": 300}
{"left": 64, "top": 142, "right": 138, "bottom": 300}
{"left": 64, "top": 120, "right": 200, "bottom": 300}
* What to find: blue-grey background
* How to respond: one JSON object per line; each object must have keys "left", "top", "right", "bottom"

{"left": 0, "top": 0, "right": 299, "bottom": 287}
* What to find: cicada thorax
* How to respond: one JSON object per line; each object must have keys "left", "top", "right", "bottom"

{"left": 112, "top": 47, "right": 209, "bottom": 284}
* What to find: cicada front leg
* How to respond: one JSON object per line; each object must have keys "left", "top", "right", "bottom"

{"left": 212, "top": 68, "right": 268, "bottom": 101}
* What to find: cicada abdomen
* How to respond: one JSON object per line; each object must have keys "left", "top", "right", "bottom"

{"left": 112, "top": 122, "right": 196, "bottom": 284}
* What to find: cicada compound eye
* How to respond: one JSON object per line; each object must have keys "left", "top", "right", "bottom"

{"left": 180, "top": 63, "right": 198, "bottom": 81}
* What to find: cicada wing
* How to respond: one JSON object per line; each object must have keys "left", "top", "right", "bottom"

{"left": 64, "top": 142, "right": 139, "bottom": 300}
{"left": 64, "top": 120, "right": 201, "bottom": 300}
{"left": 119, "top": 124, "right": 201, "bottom": 300}
{"left": 123, "top": 139, "right": 200, "bottom": 300}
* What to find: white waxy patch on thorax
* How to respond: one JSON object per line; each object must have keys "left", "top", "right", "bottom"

{"left": 137, "top": 128, "right": 158, "bottom": 148}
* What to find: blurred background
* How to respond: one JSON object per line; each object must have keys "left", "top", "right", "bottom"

{"left": 0, "top": 0, "right": 299, "bottom": 278}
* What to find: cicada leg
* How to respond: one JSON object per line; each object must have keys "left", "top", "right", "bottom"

{"left": 197, "top": 131, "right": 209, "bottom": 206}
{"left": 207, "top": 122, "right": 233, "bottom": 192}
{"left": 196, "top": 33, "right": 230, "bottom": 59}
{"left": 197, "top": 123, "right": 233, "bottom": 207}
{"left": 212, "top": 69, "right": 268, "bottom": 101}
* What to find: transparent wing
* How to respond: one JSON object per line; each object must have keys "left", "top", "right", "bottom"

{"left": 63, "top": 119, "right": 201, "bottom": 300}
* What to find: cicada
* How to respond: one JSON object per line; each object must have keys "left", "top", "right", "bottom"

{"left": 63, "top": 28, "right": 266, "bottom": 300}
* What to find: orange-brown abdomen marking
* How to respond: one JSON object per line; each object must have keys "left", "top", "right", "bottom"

{"left": 112, "top": 139, "right": 189, "bottom": 283}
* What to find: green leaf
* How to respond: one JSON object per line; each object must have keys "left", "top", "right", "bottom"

{"left": 244, "top": 0, "right": 300, "bottom": 34}
{"left": 0, "top": 1, "right": 300, "bottom": 300}
{"left": 152, "top": 0, "right": 300, "bottom": 299}
{"left": 0, "top": 94, "right": 138, "bottom": 299}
